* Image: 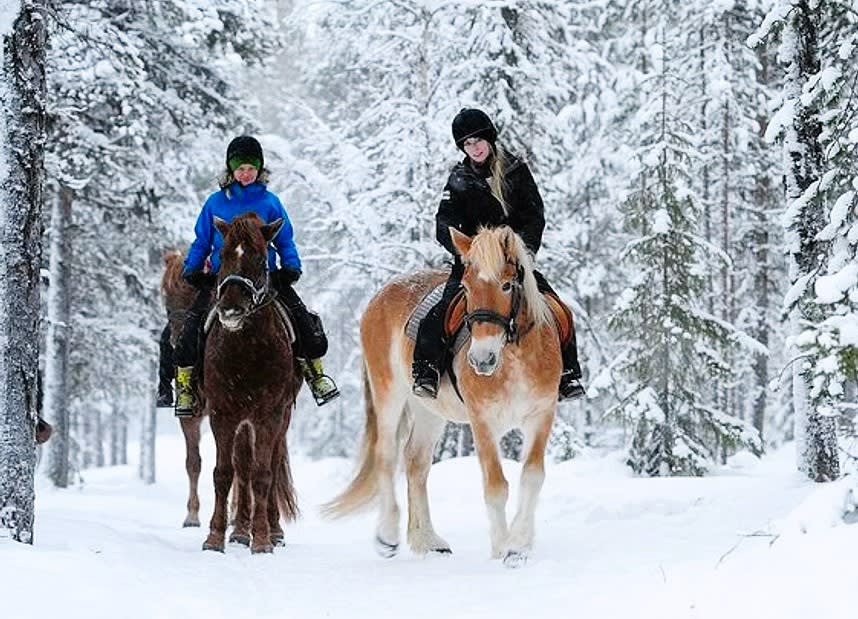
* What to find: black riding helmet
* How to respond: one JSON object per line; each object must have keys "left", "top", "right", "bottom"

{"left": 451, "top": 108, "right": 498, "bottom": 151}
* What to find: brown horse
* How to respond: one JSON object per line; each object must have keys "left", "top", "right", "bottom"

{"left": 324, "top": 226, "right": 561, "bottom": 568}
{"left": 201, "top": 212, "right": 300, "bottom": 554}
{"left": 160, "top": 250, "right": 206, "bottom": 528}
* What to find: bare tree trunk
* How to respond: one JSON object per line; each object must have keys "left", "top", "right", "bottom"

{"left": 0, "top": 0, "right": 48, "bottom": 544}
{"left": 138, "top": 358, "right": 157, "bottom": 484}
{"left": 44, "top": 185, "right": 73, "bottom": 487}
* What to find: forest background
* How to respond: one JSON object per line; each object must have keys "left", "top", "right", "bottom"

{"left": 3, "top": 0, "right": 858, "bottom": 532}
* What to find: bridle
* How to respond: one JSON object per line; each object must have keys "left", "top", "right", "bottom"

{"left": 463, "top": 262, "right": 527, "bottom": 344}
{"left": 216, "top": 270, "right": 274, "bottom": 316}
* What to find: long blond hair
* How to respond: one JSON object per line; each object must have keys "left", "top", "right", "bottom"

{"left": 488, "top": 144, "right": 510, "bottom": 216}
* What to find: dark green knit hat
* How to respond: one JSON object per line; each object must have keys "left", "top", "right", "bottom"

{"left": 226, "top": 135, "right": 263, "bottom": 172}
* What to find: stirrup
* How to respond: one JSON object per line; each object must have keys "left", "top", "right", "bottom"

{"left": 559, "top": 374, "right": 586, "bottom": 401}
{"left": 309, "top": 375, "right": 340, "bottom": 406}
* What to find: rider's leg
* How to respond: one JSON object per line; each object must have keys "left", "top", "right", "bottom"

{"left": 157, "top": 324, "right": 174, "bottom": 407}
{"left": 533, "top": 271, "right": 585, "bottom": 401}
{"left": 412, "top": 271, "right": 462, "bottom": 398}
{"left": 173, "top": 288, "right": 212, "bottom": 416}
{"left": 274, "top": 281, "right": 340, "bottom": 406}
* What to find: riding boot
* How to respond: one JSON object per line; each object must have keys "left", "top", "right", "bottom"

{"left": 558, "top": 340, "right": 585, "bottom": 401}
{"left": 298, "top": 358, "right": 340, "bottom": 406}
{"left": 175, "top": 366, "right": 196, "bottom": 417}
{"left": 157, "top": 324, "right": 174, "bottom": 407}
{"left": 412, "top": 359, "right": 440, "bottom": 399}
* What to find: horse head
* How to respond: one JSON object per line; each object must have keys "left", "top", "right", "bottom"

{"left": 450, "top": 225, "right": 551, "bottom": 376}
{"left": 213, "top": 213, "right": 283, "bottom": 331}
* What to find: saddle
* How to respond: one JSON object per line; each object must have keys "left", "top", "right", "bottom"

{"left": 443, "top": 289, "right": 574, "bottom": 346}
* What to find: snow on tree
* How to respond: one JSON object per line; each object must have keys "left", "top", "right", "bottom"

{"left": 41, "top": 0, "right": 280, "bottom": 481}
{"left": 0, "top": 0, "right": 48, "bottom": 543}
{"left": 607, "top": 17, "right": 762, "bottom": 476}
{"left": 751, "top": 0, "right": 843, "bottom": 481}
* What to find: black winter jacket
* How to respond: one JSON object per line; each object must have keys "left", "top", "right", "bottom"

{"left": 435, "top": 153, "right": 545, "bottom": 264}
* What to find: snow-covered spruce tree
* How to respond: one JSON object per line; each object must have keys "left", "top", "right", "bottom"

{"left": 0, "top": 0, "right": 48, "bottom": 543}
{"left": 42, "top": 0, "right": 279, "bottom": 481}
{"left": 690, "top": 0, "right": 787, "bottom": 443}
{"left": 608, "top": 22, "right": 761, "bottom": 476}
{"left": 751, "top": 0, "right": 841, "bottom": 481}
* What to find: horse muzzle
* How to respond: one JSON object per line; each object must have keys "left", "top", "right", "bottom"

{"left": 467, "top": 338, "right": 503, "bottom": 376}
{"left": 217, "top": 306, "right": 249, "bottom": 331}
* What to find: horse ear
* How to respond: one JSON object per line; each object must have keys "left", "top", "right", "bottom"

{"left": 450, "top": 227, "right": 472, "bottom": 257}
{"left": 214, "top": 216, "right": 229, "bottom": 237}
{"left": 262, "top": 218, "right": 284, "bottom": 242}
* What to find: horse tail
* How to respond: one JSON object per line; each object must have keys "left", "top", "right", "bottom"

{"left": 275, "top": 433, "right": 300, "bottom": 523}
{"left": 321, "top": 361, "right": 379, "bottom": 518}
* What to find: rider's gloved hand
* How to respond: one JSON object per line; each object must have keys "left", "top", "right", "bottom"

{"left": 183, "top": 270, "right": 217, "bottom": 291}
{"left": 271, "top": 267, "right": 302, "bottom": 289}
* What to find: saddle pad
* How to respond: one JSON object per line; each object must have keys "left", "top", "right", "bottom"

{"left": 404, "top": 285, "right": 445, "bottom": 341}
{"left": 404, "top": 286, "right": 470, "bottom": 355}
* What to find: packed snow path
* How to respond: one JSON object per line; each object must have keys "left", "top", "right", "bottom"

{"left": 3, "top": 422, "right": 856, "bottom": 619}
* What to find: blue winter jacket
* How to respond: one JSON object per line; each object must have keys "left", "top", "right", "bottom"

{"left": 182, "top": 181, "right": 302, "bottom": 276}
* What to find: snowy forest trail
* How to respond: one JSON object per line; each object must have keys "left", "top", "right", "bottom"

{"left": 5, "top": 422, "right": 855, "bottom": 619}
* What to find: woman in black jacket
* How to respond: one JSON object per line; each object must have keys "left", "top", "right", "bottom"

{"left": 412, "top": 108, "right": 585, "bottom": 401}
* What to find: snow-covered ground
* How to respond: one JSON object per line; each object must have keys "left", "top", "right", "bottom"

{"left": 3, "top": 418, "right": 857, "bottom": 619}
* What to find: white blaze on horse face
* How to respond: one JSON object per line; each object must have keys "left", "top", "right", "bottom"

{"left": 467, "top": 331, "right": 505, "bottom": 376}
{"left": 235, "top": 244, "right": 244, "bottom": 259}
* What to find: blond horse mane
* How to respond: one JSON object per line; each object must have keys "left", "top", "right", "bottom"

{"left": 467, "top": 226, "right": 553, "bottom": 328}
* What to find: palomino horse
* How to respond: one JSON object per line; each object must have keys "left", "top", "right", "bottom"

{"left": 160, "top": 250, "right": 206, "bottom": 527}
{"left": 201, "top": 212, "right": 300, "bottom": 554}
{"left": 324, "top": 226, "right": 561, "bottom": 568}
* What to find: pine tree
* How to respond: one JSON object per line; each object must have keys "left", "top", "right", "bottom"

{"left": 608, "top": 19, "right": 761, "bottom": 476}
{"left": 0, "top": 0, "right": 48, "bottom": 543}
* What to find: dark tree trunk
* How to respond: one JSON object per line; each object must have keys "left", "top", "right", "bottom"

{"left": 0, "top": 0, "right": 48, "bottom": 544}
{"left": 45, "top": 185, "right": 73, "bottom": 487}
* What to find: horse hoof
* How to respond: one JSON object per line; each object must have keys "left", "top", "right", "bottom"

{"left": 183, "top": 519, "right": 200, "bottom": 528}
{"left": 271, "top": 533, "right": 285, "bottom": 547}
{"left": 202, "top": 542, "right": 225, "bottom": 553}
{"left": 431, "top": 547, "right": 452, "bottom": 555}
{"left": 374, "top": 536, "right": 399, "bottom": 559}
{"left": 502, "top": 550, "right": 528, "bottom": 569}
{"left": 229, "top": 532, "right": 251, "bottom": 547}
{"left": 251, "top": 544, "right": 274, "bottom": 555}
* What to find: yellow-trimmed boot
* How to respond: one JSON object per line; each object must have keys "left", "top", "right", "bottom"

{"left": 299, "top": 358, "right": 340, "bottom": 406}
{"left": 175, "top": 366, "right": 195, "bottom": 417}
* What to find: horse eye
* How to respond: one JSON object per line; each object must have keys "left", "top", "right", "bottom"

{"left": 502, "top": 282, "right": 512, "bottom": 292}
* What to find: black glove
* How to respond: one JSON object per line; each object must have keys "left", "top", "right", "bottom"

{"left": 183, "top": 270, "right": 217, "bottom": 290}
{"left": 271, "top": 267, "right": 301, "bottom": 288}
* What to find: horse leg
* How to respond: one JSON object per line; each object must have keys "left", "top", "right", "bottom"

{"left": 203, "top": 417, "right": 236, "bottom": 552}
{"left": 373, "top": 390, "right": 408, "bottom": 558}
{"left": 404, "top": 407, "right": 450, "bottom": 555}
{"left": 267, "top": 432, "right": 286, "bottom": 547}
{"left": 503, "top": 410, "right": 554, "bottom": 568}
{"left": 249, "top": 419, "right": 280, "bottom": 554}
{"left": 470, "top": 416, "right": 509, "bottom": 559}
{"left": 228, "top": 421, "right": 253, "bottom": 547}
{"left": 180, "top": 415, "right": 202, "bottom": 528}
